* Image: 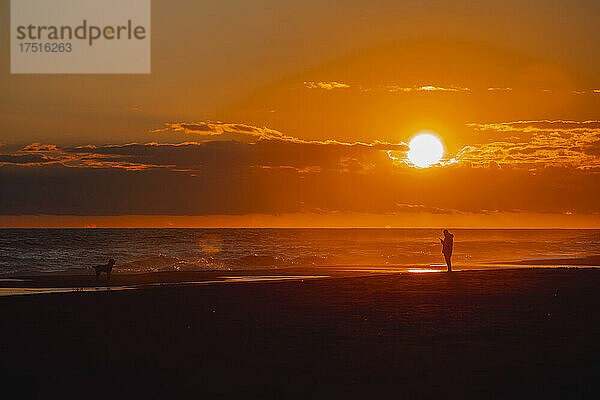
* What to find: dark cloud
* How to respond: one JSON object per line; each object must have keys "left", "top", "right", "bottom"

{"left": 1, "top": 120, "right": 599, "bottom": 216}
{"left": 55, "top": 140, "right": 398, "bottom": 173}
{"left": 179, "top": 123, "right": 212, "bottom": 132}
{"left": 1, "top": 148, "right": 599, "bottom": 216}
{"left": 583, "top": 141, "right": 600, "bottom": 156}
{"left": 0, "top": 154, "right": 57, "bottom": 164}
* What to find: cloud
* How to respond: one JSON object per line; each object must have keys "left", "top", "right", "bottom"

{"left": 459, "top": 120, "right": 600, "bottom": 169}
{"left": 467, "top": 120, "right": 600, "bottom": 133}
{"left": 301, "top": 82, "right": 600, "bottom": 96}
{"left": 301, "top": 81, "right": 471, "bottom": 93}
{"left": 0, "top": 135, "right": 406, "bottom": 215}
{"left": 151, "top": 120, "right": 409, "bottom": 150}
{"left": 384, "top": 85, "right": 470, "bottom": 93}
{"left": 151, "top": 121, "right": 308, "bottom": 143}
{"left": 303, "top": 81, "right": 350, "bottom": 90}
{"left": 9, "top": 142, "right": 168, "bottom": 171}
{"left": 1, "top": 120, "right": 409, "bottom": 174}
{"left": 1, "top": 120, "right": 599, "bottom": 216}
{"left": 1, "top": 150, "right": 598, "bottom": 216}
{"left": 573, "top": 89, "right": 600, "bottom": 95}
{"left": 178, "top": 123, "right": 213, "bottom": 132}
{"left": 0, "top": 154, "right": 58, "bottom": 165}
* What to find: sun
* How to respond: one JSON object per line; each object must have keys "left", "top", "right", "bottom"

{"left": 407, "top": 133, "right": 444, "bottom": 168}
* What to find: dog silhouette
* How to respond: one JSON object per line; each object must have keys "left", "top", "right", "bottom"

{"left": 92, "top": 259, "right": 116, "bottom": 281}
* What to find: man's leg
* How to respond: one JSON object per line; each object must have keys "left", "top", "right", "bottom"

{"left": 445, "top": 254, "right": 451, "bottom": 272}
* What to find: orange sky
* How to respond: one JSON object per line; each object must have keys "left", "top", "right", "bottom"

{"left": 1, "top": 212, "right": 598, "bottom": 229}
{"left": 1, "top": 1, "right": 600, "bottom": 227}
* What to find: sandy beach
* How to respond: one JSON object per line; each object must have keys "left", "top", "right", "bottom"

{"left": 1, "top": 268, "right": 599, "bottom": 399}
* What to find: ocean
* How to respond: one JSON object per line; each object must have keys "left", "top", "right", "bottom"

{"left": 0, "top": 228, "right": 599, "bottom": 275}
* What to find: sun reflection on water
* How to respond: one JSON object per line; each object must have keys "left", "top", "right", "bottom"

{"left": 407, "top": 268, "right": 443, "bottom": 273}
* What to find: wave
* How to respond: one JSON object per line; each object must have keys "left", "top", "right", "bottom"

{"left": 118, "top": 253, "right": 231, "bottom": 273}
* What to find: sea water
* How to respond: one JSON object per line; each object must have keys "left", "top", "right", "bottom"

{"left": 0, "top": 228, "right": 598, "bottom": 275}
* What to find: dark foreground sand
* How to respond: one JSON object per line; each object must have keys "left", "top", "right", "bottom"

{"left": 1, "top": 268, "right": 599, "bottom": 399}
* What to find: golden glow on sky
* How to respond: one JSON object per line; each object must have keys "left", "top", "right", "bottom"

{"left": 2, "top": 2, "right": 600, "bottom": 228}
{"left": 407, "top": 133, "right": 444, "bottom": 168}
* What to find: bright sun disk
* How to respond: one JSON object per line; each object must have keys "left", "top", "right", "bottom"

{"left": 407, "top": 133, "right": 444, "bottom": 168}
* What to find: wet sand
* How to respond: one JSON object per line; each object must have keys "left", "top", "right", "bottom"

{"left": 1, "top": 268, "right": 599, "bottom": 399}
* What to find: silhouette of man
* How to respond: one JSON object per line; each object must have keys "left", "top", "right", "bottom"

{"left": 440, "top": 229, "right": 454, "bottom": 272}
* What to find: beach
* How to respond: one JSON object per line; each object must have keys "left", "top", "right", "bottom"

{"left": 2, "top": 268, "right": 599, "bottom": 399}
